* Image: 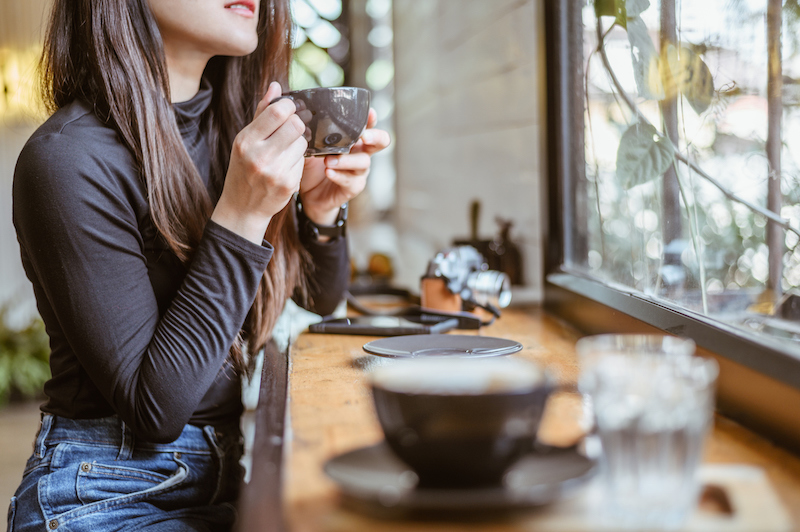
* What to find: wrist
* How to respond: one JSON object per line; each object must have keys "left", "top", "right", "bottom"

{"left": 296, "top": 196, "right": 348, "bottom": 242}
{"left": 211, "top": 201, "right": 271, "bottom": 245}
{"left": 299, "top": 200, "right": 340, "bottom": 226}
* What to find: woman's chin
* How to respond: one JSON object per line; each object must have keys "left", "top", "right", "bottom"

{"left": 235, "top": 38, "right": 259, "bottom": 57}
{"left": 213, "top": 34, "right": 259, "bottom": 58}
{"left": 233, "top": 45, "right": 259, "bottom": 58}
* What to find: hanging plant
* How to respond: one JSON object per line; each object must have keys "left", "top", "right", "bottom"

{"left": 659, "top": 44, "right": 715, "bottom": 114}
{"left": 616, "top": 122, "right": 675, "bottom": 188}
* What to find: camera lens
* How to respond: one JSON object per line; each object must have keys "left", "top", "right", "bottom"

{"left": 466, "top": 271, "right": 512, "bottom": 309}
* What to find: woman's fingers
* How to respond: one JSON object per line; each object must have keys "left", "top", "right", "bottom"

{"left": 283, "top": 135, "right": 309, "bottom": 174}
{"left": 254, "top": 82, "right": 284, "bottom": 119}
{"left": 212, "top": 82, "right": 315, "bottom": 243}
{"left": 349, "top": 128, "right": 391, "bottom": 156}
{"left": 293, "top": 109, "right": 392, "bottom": 226}
{"left": 352, "top": 108, "right": 391, "bottom": 155}
{"left": 323, "top": 157, "right": 370, "bottom": 186}
{"left": 265, "top": 114, "right": 307, "bottom": 153}
{"left": 322, "top": 169, "right": 368, "bottom": 202}
{"left": 324, "top": 167, "right": 367, "bottom": 187}
{"left": 324, "top": 152, "right": 371, "bottom": 172}
{"left": 362, "top": 127, "right": 391, "bottom": 149}
{"left": 245, "top": 98, "right": 299, "bottom": 141}
{"left": 366, "top": 108, "right": 378, "bottom": 129}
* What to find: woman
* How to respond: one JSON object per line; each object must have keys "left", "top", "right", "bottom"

{"left": 6, "top": 0, "right": 389, "bottom": 530}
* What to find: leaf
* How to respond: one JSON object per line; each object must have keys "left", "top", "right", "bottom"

{"left": 684, "top": 53, "right": 714, "bottom": 114}
{"left": 659, "top": 44, "right": 681, "bottom": 96}
{"left": 659, "top": 46, "right": 715, "bottom": 114}
{"left": 595, "top": 0, "right": 627, "bottom": 28}
{"left": 11, "top": 355, "right": 49, "bottom": 396}
{"left": 626, "top": 16, "right": 665, "bottom": 100}
{"left": 626, "top": 0, "right": 650, "bottom": 17}
{"left": 616, "top": 123, "right": 675, "bottom": 188}
{"left": 0, "top": 309, "right": 51, "bottom": 402}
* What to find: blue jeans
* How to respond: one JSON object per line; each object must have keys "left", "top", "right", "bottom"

{"left": 6, "top": 414, "right": 243, "bottom": 532}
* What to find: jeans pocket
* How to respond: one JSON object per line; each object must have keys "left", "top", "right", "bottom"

{"left": 6, "top": 496, "right": 16, "bottom": 532}
{"left": 39, "top": 448, "right": 192, "bottom": 527}
{"left": 76, "top": 453, "right": 185, "bottom": 506}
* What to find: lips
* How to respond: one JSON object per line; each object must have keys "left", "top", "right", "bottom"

{"left": 225, "top": 1, "right": 256, "bottom": 17}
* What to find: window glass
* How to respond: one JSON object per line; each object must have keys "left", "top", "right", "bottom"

{"left": 290, "top": 0, "right": 395, "bottom": 212}
{"left": 571, "top": 0, "right": 800, "bottom": 346}
{"left": 291, "top": 0, "right": 347, "bottom": 88}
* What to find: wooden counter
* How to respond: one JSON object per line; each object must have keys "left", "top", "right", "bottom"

{"left": 248, "top": 306, "right": 800, "bottom": 531}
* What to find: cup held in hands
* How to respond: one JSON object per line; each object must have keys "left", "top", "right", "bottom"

{"left": 271, "top": 86, "right": 370, "bottom": 157}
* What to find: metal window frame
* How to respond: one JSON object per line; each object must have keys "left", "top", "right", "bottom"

{"left": 542, "top": 0, "right": 800, "bottom": 452}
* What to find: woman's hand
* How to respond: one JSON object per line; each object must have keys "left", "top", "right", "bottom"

{"left": 211, "top": 82, "right": 308, "bottom": 244}
{"left": 299, "top": 108, "right": 391, "bottom": 227}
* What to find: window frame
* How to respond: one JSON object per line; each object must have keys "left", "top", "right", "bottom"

{"left": 542, "top": 0, "right": 800, "bottom": 452}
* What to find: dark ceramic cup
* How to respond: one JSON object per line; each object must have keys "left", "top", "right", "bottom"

{"left": 273, "top": 86, "right": 370, "bottom": 157}
{"left": 370, "top": 358, "right": 554, "bottom": 488}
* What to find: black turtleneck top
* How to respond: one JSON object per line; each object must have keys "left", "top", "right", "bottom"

{"left": 12, "top": 82, "right": 349, "bottom": 443}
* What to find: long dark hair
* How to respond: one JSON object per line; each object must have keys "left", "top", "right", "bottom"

{"left": 40, "top": 0, "right": 308, "bottom": 371}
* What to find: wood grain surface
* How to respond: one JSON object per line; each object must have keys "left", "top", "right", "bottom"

{"left": 279, "top": 306, "right": 800, "bottom": 531}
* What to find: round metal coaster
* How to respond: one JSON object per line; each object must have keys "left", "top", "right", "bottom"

{"left": 362, "top": 334, "right": 523, "bottom": 359}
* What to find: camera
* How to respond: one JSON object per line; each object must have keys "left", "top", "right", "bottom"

{"left": 420, "top": 245, "right": 512, "bottom": 317}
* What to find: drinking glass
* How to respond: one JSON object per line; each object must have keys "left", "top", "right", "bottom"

{"left": 575, "top": 334, "right": 718, "bottom": 530}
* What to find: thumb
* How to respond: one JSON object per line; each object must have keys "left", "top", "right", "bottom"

{"left": 255, "top": 81, "right": 284, "bottom": 117}
{"left": 265, "top": 81, "right": 283, "bottom": 101}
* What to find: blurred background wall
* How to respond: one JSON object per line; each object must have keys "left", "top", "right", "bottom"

{"left": 389, "top": 0, "right": 546, "bottom": 300}
{"left": 0, "top": 1, "right": 50, "bottom": 327}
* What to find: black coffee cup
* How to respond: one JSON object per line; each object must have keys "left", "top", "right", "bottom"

{"left": 370, "top": 358, "right": 555, "bottom": 488}
{"left": 272, "top": 86, "right": 370, "bottom": 157}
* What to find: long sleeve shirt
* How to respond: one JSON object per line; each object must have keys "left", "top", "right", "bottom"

{"left": 12, "top": 82, "right": 349, "bottom": 443}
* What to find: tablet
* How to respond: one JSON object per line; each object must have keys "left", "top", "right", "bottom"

{"left": 308, "top": 315, "right": 459, "bottom": 336}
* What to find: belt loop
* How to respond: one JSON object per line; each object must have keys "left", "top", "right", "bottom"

{"left": 203, "top": 425, "right": 223, "bottom": 456}
{"left": 35, "top": 413, "right": 54, "bottom": 458}
{"left": 117, "top": 420, "right": 135, "bottom": 460}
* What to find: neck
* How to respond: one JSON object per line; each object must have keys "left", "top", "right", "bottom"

{"left": 164, "top": 47, "right": 211, "bottom": 103}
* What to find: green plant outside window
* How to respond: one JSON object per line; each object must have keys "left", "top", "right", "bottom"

{"left": 575, "top": 0, "right": 800, "bottom": 346}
